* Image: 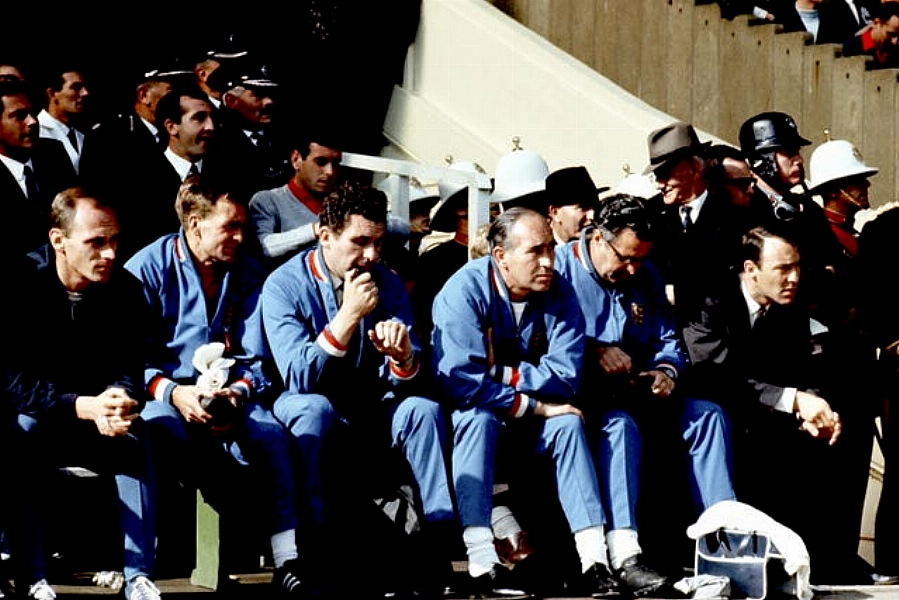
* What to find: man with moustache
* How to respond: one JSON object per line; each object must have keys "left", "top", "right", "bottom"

{"left": 261, "top": 181, "right": 456, "bottom": 597}
{"left": 125, "top": 177, "right": 306, "bottom": 596}
{"left": 683, "top": 224, "right": 873, "bottom": 584}
{"left": 218, "top": 65, "right": 291, "bottom": 196}
{"left": 7, "top": 189, "right": 160, "bottom": 600}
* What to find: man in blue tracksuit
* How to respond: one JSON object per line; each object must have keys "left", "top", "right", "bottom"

{"left": 124, "top": 177, "right": 305, "bottom": 596}
{"left": 261, "top": 181, "right": 455, "bottom": 597}
{"left": 554, "top": 194, "right": 736, "bottom": 597}
{"left": 432, "top": 207, "right": 621, "bottom": 598}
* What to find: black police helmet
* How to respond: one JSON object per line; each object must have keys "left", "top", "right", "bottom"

{"left": 739, "top": 112, "right": 811, "bottom": 158}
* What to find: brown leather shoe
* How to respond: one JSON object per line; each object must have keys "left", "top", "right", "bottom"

{"left": 495, "top": 530, "right": 536, "bottom": 566}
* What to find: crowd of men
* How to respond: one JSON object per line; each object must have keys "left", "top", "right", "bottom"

{"left": 719, "top": 0, "right": 899, "bottom": 69}
{"left": 0, "top": 39, "right": 897, "bottom": 600}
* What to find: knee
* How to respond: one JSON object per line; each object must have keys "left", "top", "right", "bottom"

{"left": 453, "top": 408, "right": 500, "bottom": 445}
{"left": 602, "top": 409, "right": 639, "bottom": 441}
{"left": 396, "top": 396, "right": 444, "bottom": 428}
{"left": 684, "top": 399, "right": 730, "bottom": 432}
{"left": 274, "top": 393, "right": 337, "bottom": 436}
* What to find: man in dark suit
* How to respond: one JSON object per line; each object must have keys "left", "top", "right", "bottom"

{"left": 218, "top": 64, "right": 291, "bottom": 196}
{"left": 682, "top": 224, "right": 874, "bottom": 584}
{"left": 643, "top": 122, "right": 751, "bottom": 327}
{"left": 108, "top": 83, "right": 221, "bottom": 260}
{"left": 79, "top": 65, "right": 194, "bottom": 259}
{"left": 0, "top": 79, "right": 76, "bottom": 258}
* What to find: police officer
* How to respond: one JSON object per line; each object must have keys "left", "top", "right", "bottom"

{"left": 738, "top": 112, "right": 841, "bottom": 321}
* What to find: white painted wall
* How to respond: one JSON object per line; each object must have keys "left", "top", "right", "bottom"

{"left": 383, "top": 0, "right": 727, "bottom": 188}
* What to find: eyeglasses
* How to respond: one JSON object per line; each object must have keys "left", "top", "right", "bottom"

{"left": 598, "top": 228, "right": 645, "bottom": 265}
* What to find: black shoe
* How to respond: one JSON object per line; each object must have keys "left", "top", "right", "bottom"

{"left": 616, "top": 556, "right": 667, "bottom": 597}
{"left": 583, "top": 563, "right": 622, "bottom": 598}
{"left": 273, "top": 559, "right": 324, "bottom": 597}
{"left": 469, "top": 564, "right": 532, "bottom": 598}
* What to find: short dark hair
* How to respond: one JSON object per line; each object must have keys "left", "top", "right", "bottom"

{"left": 0, "top": 78, "right": 29, "bottom": 103}
{"left": 49, "top": 188, "right": 113, "bottom": 233}
{"left": 740, "top": 223, "right": 798, "bottom": 267}
{"left": 287, "top": 120, "right": 344, "bottom": 158}
{"left": 43, "top": 65, "right": 83, "bottom": 93}
{"left": 593, "top": 193, "right": 653, "bottom": 242}
{"left": 155, "top": 84, "right": 210, "bottom": 141}
{"left": 175, "top": 175, "right": 246, "bottom": 229}
{"left": 487, "top": 206, "right": 546, "bottom": 253}
{"left": 319, "top": 181, "right": 387, "bottom": 235}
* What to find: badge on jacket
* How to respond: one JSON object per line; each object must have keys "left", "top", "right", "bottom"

{"left": 630, "top": 303, "right": 645, "bottom": 326}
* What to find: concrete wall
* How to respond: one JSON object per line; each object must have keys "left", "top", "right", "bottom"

{"left": 383, "top": 0, "right": 729, "bottom": 191}
{"left": 496, "top": 0, "right": 898, "bottom": 207}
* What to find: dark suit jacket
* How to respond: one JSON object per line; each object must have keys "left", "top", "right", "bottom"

{"left": 215, "top": 118, "right": 292, "bottom": 198}
{"left": 78, "top": 113, "right": 184, "bottom": 260}
{"left": 682, "top": 278, "right": 817, "bottom": 420}
{"left": 0, "top": 138, "right": 77, "bottom": 259}
{"left": 649, "top": 189, "right": 753, "bottom": 327}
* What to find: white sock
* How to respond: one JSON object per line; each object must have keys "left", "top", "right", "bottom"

{"left": 491, "top": 505, "right": 522, "bottom": 540}
{"left": 271, "top": 529, "right": 299, "bottom": 569}
{"left": 607, "top": 528, "right": 642, "bottom": 571}
{"left": 574, "top": 525, "right": 609, "bottom": 573}
{"left": 463, "top": 526, "right": 500, "bottom": 577}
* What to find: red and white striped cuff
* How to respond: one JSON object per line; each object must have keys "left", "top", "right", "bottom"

{"left": 509, "top": 392, "right": 531, "bottom": 419}
{"left": 318, "top": 326, "right": 348, "bottom": 357}
{"left": 149, "top": 375, "right": 176, "bottom": 403}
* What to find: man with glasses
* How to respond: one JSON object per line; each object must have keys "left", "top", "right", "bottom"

{"left": 643, "top": 122, "right": 750, "bottom": 326}
{"left": 555, "top": 194, "right": 736, "bottom": 597}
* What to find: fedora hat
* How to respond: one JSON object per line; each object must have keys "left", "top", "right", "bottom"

{"left": 545, "top": 166, "right": 609, "bottom": 210}
{"left": 644, "top": 122, "right": 710, "bottom": 174}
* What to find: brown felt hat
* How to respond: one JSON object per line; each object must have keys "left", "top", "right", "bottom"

{"left": 644, "top": 122, "right": 710, "bottom": 174}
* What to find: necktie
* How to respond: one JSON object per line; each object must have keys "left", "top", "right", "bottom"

{"left": 187, "top": 162, "right": 200, "bottom": 178}
{"left": 680, "top": 205, "right": 693, "bottom": 231}
{"left": 23, "top": 165, "right": 39, "bottom": 201}
{"left": 751, "top": 305, "right": 768, "bottom": 329}
{"left": 67, "top": 127, "right": 79, "bottom": 153}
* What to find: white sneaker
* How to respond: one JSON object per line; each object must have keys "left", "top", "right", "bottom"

{"left": 27, "top": 579, "right": 56, "bottom": 600}
{"left": 128, "top": 576, "right": 161, "bottom": 600}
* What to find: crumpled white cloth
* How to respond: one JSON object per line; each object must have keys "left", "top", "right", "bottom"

{"left": 673, "top": 573, "right": 730, "bottom": 599}
{"left": 192, "top": 342, "right": 235, "bottom": 405}
{"left": 686, "top": 500, "right": 812, "bottom": 600}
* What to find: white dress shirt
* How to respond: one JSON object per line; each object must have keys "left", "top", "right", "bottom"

{"left": 38, "top": 109, "right": 83, "bottom": 173}
{"left": 0, "top": 153, "right": 34, "bottom": 197}
{"left": 164, "top": 148, "right": 202, "bottom": 181}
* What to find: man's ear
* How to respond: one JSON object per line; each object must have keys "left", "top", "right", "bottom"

{"left": 222, "top": 90, "right": 239, "bottom": 110}
{"left": 49, "top": 228, "right": 65, "bottom": 253}
{"left": 743, "top": 260, "right": 757, "bottom": 277}
{"left": 290, "top": 149, "right": 304, "bottom": 171}
{"left": 492, "top": 245, "right": 506, "bottom": 267}
{"left": 164, "top": 118, "right": 178, "bottom": 137}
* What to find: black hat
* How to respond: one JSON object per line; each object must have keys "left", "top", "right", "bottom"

{"left": 644, "top": 122, "right": 710, "bottom": 174}
{"left": 739, "top": 112, "right": 811, "bottom": 158}
{"left": 219, "top": 63, "right": 279, "bottom": 93}
{"left": 545, "top": 166, "right": 609, "bottom": 210}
